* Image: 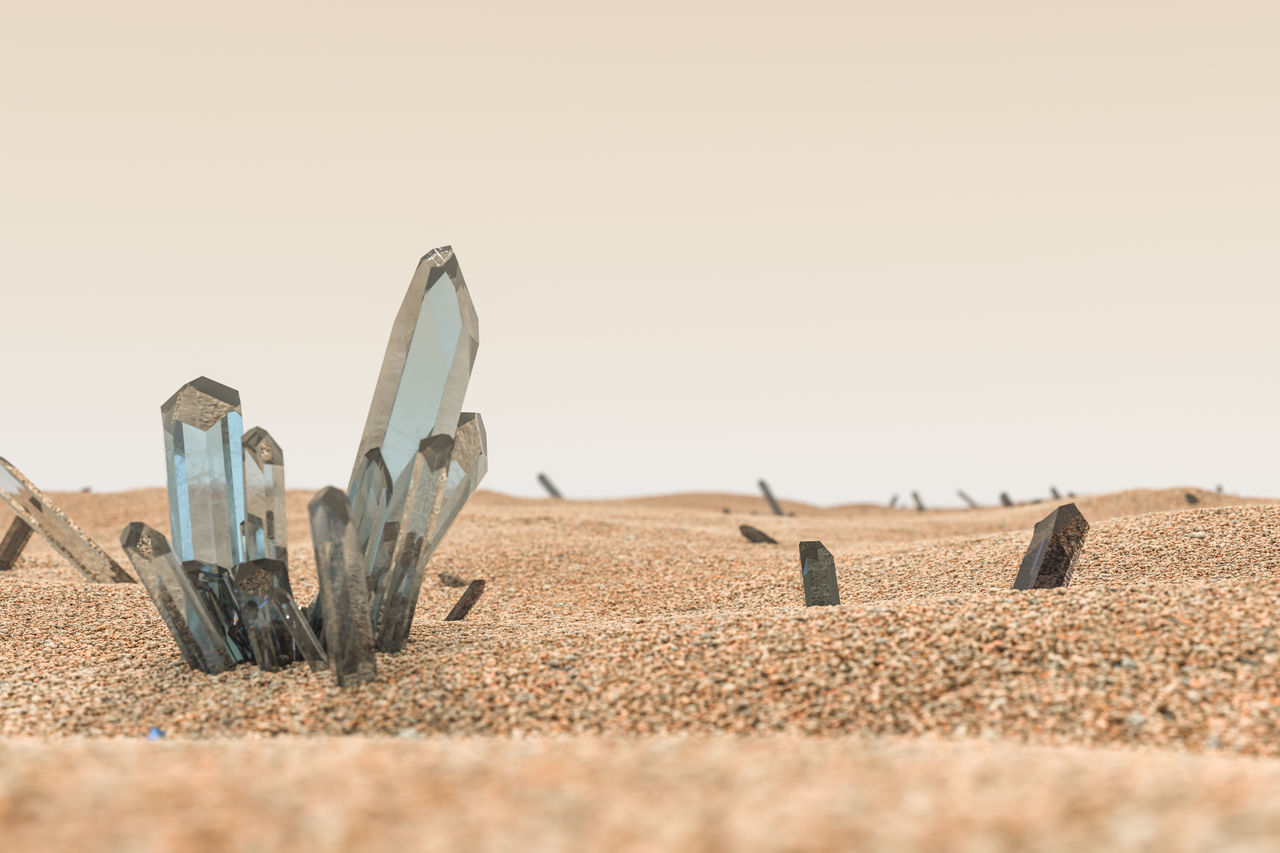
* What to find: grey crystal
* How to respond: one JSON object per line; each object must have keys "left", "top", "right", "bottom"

{"left": 309, "top": 487, "right": 376, "bottom": 686}
{"left": 537, "top": 473, "right": 563, "bottom": 499}
{"left": 444, "top": 579, "right": 485, "bottom": 622}
{"left": 739, "top": 524, "right": 777, "bottom": 544}
{"left": 0, "top": 457, "right": 133, "bottom": 582}
{"left": 799, "top": 540, "right": 840, "bottom": 607}
{"left": 121, "top": 522, "right": 235, "bottom": 673}
{"left": 242, "top": 427, "right": 287, "bottom": 565}
{"left": 1012, "top": 503, "right": 1090, "bottom": 590}
{"left": 758, "top": 479, "right": 783, "bottom": 516}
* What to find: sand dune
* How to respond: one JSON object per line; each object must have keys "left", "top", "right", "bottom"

{"left": 3, "top": 488, "right": 1280, "bottom": 849}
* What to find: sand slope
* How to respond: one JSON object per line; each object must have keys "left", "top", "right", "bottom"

{"left": 3, "top": 488, "right": 1280, "bottom": 850}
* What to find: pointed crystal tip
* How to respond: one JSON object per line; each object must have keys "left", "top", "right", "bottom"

{"left": 242, "top": 426, "right": 284, "bottom": 467}
{"left": 121, "top": 521, "right": 170, "bottom": 560}
{"left": 161, "top": 377, "right": 242, "bottom": 430}
{"left": 420, "top": 246, "right": 454, "bottom": 267}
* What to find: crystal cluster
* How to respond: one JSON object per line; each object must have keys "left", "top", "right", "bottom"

{"left": 122, "top": 247, "right": 487, "bottom": 686}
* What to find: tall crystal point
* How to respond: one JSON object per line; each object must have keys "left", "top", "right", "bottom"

{"left": 242, "top": 427, "right": 287, "bottom": 564}
{"left": 375, "top": 412, "right": 488, "bottom": 653}
{"left": 121, "top": 522, "right": 235, "bottom": 673}
{"left": 351, "top": 247, "right": 479, "bottom": 490}
{"left": 310, "top": 486, "right": 376, "bottom": 687}
{"left": 162, "top": 377, "right": 246, "bottom": 569}
{"left": 0, "top": 457, "right": 133, "bottom": 583}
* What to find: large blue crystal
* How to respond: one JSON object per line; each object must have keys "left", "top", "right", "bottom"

{"left": 161, "top": 377, "right": 246, "bottom": 569}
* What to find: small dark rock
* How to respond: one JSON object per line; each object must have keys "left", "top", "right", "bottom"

{"left": 438, "top": 572, "right": 468, "bottom": 588}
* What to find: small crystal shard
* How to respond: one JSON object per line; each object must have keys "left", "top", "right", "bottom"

{"left": 444, "top": 578, "right": 485, "bottom": 621}
{"left": 374, "top": 412, "right": 488, "bottom": 653}
{"left": 242, "top": 427, "right": 287, "bottom": 565}
{"left": 162, "top": 377, "right": 246, "bottom": 570}
{"left": 957, "top": 490, "right": 979, "bottom": 509}
{"left": 799, "top": 540, "right": 840, "bottom": 607}
{"left": 0, "top": 457, "right": 133, "bottom": 582}
{"left": 121, "top": 522, "right": 235, "bottom": 673}
{"left": 0, "top": 516, "right": 32, "bottom": 571}
{"left": 350, "top": 247, "right": 479, "bottom": 490}
{"left": 738, "top": 524, "right": 777, "bottom": 544}
{"left": 309, "top": 487, "right": 376, "bottom": 686}
{"left": 1013, "top": 503, "right": 1089, "bottom": 590}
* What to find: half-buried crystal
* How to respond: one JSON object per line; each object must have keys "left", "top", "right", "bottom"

{"left": 375, "top": 412, "right": 488, "bottom": 652}
{"left": 242, "top": 427, "right": 287, "bottom": 565}
{"left": 0, "top": 457, "right": 133, "bottom": 583}
{"left": 121, "top": 522, "right": 235, "bottom": 673}
{"left": 162, "top": 377, "right": 246, "bottom": 569}
{"left": 310, "top": 487, "right": 376, "bottom": 686}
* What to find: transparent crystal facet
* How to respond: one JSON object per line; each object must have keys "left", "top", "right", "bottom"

{"left": 121, "top": 523, "right": 235, "bottom": 673}
{"left": 351, "top": 247, "right": 478, "bottom": 490}
{"left": 0, "top": 457, "right": 133, "bottom": 583}
{"left": 162, "top": 377, "right": 247, "bottom": 569}
{"left": 241, "top": 427, "right": 287, "bottom": 565}
{"left": 309, "top": 487, "right": 376, "bottom": 687}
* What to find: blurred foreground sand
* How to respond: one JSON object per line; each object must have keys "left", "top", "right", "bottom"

{"left": 3, "top": 487, "right": 1280, "bottom": 851}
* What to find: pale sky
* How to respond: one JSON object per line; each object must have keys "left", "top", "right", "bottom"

{"left": 1, "top": 1, "right": 1276, "bottom": 507}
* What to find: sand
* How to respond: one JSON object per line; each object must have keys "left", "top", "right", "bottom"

{"left": 3, "top": 487, "right": 1280, "bottom": 850}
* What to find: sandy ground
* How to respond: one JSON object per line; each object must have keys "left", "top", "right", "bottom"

{"left": 3, "top": 486, "right": 1280, "bottom": 850}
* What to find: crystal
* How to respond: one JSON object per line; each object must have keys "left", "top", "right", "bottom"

{"left": 1050, "top": 485, "right": 1062, "bottom": 499}
{"left": 0, "top": 457, "right": 133, "bottom": 582}
{"left": 758, "top": 479, "right": 783, "bottom": 516}
{"left": 444, "top": 578, "right": 485, "bottom": 621}
{"left": 0, "top": 516, "right": 32, "bottom": 571}
{"left": 1185, "top": 492, "right": 1200, "bottom": 505}
{"left": 350, "top": 247, "right": 478, "bottom": 491}
{"left": 799, "top": 540, "right": 840, "bottom": 607}
{"left": 957, "top": 490, "right": 979, "bottom": 509}
{"left": 537, "top": 473, "right": 563, "bottom": 499}
{"left": 242, "top": 427, "right": 287, "bottom": 564}
{"left": 1000, "top": 492, "right": 1014, "bottom": 507}
{"left": 738, "top": 524, "right": 777, "bottom": 544}
{"left": 888, "top": 494, "right": 899, "bottom": 508}
{"left": 349, "top": 448, "right": 394, "bottom": 583}
{"left": 911, "top": 491, "right": 926, "bottom": 511}
{"left": 309, "top": 487, "right": 376, "bottom": 687}
{"left": 374, "top": 412, "right": 488, "bottom": 652}
{"left": 162, "top": 377, "right": 246, "bottom": 569}
{"left": 1013, "top": 503, "right": 1089, "bottom": 590}
{"left": 121, "top": 522, "right": 235, "bottom": 673}
{"left": 438, "top": 572, "right": 468, "bottom": 587}
{"left": 231, "top": 558, "right": 327, "bottom": 673}
{"left": 184, "top": 562, "right": 251, "bottom": 664}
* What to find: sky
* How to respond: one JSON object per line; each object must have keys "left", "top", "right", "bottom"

{"left": 0, "top": 1, "right": 1276, "bottom": 507}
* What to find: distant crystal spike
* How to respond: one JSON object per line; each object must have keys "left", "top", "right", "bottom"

{"left": 374, "top": 412, "right": 488, "bottom": 653}
{"left": 121, "top": 522, "right": 235, "bottom": 673}
{"left": 162, "top": 377, "right": 246, "bottom": 569}
{"left": 242, "top": 427, "right": 287, "bottom": 565}
{"left": 231, "top": 558, "right": 326, "bottom": 673}
{"left": 0, "top": 458, "right": 133, "bottom": 583}
{"left": 309, "top": 487, "right": 376, "bottom": 687}
{"left": 1013, "top": 503, "right": 1089, "bottom": 590}
{"left": 350, "top": 247, "right": 479, "bottom": 491}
